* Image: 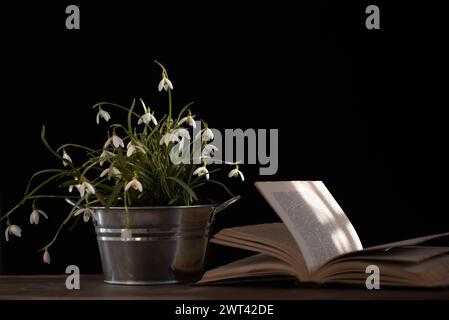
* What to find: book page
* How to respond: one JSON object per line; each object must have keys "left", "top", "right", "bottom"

{"left": 198, "top": 253, "right": 297, "bottom": 284}
{"left": 255, "top": 181, "right": 363, "bottom": 273}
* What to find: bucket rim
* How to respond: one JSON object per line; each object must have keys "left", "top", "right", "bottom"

{"left": 90, "top": 203, "right": 217, "bottom": 211}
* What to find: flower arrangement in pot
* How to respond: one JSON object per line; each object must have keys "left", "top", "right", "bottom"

{"left": 1, "top": 61, "right": 243, "bottom": 284}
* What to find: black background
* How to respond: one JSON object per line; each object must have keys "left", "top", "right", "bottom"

{"left": 1, "top": 1, "right": 448, "bottom": 275}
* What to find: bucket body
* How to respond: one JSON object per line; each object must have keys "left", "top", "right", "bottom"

{"left": 91, "top": 205, "right": 215, "bottom": 285}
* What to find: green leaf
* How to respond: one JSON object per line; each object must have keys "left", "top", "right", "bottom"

{"left": 24, "top": 169, "right": 66, "bottom": 196}
{"left": 166, "top": 176, "right": 198, "bottom": 202}
{"left": 176, "top": 102, "right": 194, "bottom": 123}
{"left": 106, "top": 182, "right": 124, "bottom": 208}
{"left": 41, "top": 126, "right": 73, "bottom": 167}
{"left": 127, "top": 98, "right": 136, "bottom": 135}
{"left": 206, "top": 179, "right": 235, "bottom": 198}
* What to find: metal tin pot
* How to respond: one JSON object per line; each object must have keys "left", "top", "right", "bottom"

{"left": 91, "top": 196, "right": 240, "bottom": 285}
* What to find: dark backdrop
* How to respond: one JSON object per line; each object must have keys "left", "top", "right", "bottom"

{"left": 1, "top": 1, "right": 448, "bottom": 274}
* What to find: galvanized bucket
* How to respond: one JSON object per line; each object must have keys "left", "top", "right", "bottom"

{"left": 91, "top": 196, "right": 240, "bottom": 285}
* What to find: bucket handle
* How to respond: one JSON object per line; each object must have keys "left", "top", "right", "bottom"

{"left": 212, "top": 195, "right": 241, "bottom": 217}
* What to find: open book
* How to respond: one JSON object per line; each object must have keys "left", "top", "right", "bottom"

{"left": 199, "top": 181, "right": 449, "bottom": 287}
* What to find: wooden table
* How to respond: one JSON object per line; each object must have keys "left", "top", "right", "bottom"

{"left": 1, "top": 275, "right": 449, "bottom": 300}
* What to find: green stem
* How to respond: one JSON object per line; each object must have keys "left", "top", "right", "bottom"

{"left": 124, "top": 190, "right": 131, "bottom": 229}
{"left": 56, "top": 144, "right": 96, "bottom": 154}
{"left": 39, "top": 198, "right": 83, "bottom": 251}
{"left": 168, "top": 89, "right": 172, "bottom": 130}
{"left": 0, "top": 203, "right": 21, "bottom": 222}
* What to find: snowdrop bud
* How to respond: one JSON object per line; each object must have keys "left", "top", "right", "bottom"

{"left": 62, "top": 150, "right": 72, "bottom": 167}
{"left": 43, "top": 249, "right": 51, "bottom": 264}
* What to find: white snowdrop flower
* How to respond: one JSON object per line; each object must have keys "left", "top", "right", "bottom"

{"left": 104, "top": 133, "right": 124, "bottom": 149}
{"left": 138, "top": 99, "right": 158, "bottom": 126}
{"left": 30, "top": 208, "right": 48, "bottom": 225}
{"left": 160, "top": 131, "right": 180, "bottom": 146}
{"left": 158, "top": 75, "right": 173, "bottom": 92}
{"left": 121, "top": 228, "right": 132, "bottom": 240}
{"left": 76, "top": 180, "right": 96, "bottom": 198}
{"left": 125, "top": 178, "right": 143, "bottom": 193}
{"left": 175, "top": 128, "right": 191, "bottom": 140}
{"left": 138, "top": 112, "right": 158, "bottom": 126}
{"left": 62, "top": 150, "right": 72, "bottom": 167}
{"left": 193, "top": 166, "right": 210, "bottom": 180}
{"left": 99, "top": 150, "right": 115, "bottom": 166}
{"left": 100, "top": 165, "right": 121, "bottom": 180}
{"left": 4, "top": 224, "right": 22, "bottom": 242}
{"left": 202, "top": 128, "right": 214, "bottom": 142}
{"left": 43, "top": 249, "right": 51, "bottom": 264}
{"left": 228, "top": 166, "right": 245, "bottom": 181}
{"left": 127, "top": 141, "right": 146, "bottom": 157}
{"left": 96, "top": 108, "right": 111, "bottom": 124}
{"left": 74, "top": 207, "right": 93, "bottom": 223}
{"left": 160, "top": 127, "right": 191, "bottom": 146}
{"left": 179, "top": 113, "right": 196, "bottom": 128}
{"left": 201, "top": 144, "right": 219, "bottom": 158}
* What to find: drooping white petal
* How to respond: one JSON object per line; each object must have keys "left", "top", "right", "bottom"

{"left": 99, "top": 150, "right": 115, "bottom": 166}
{"left": 228, "top": 169, "right": 237, "bottom": 178}
{"left": 127, "top": 144, "right": 136, "bottom": 157}
{"left": 150, "top": 113, "right": 158, "bottom": 126}
{"left": 193, "top": 166, "right": 209, "bottom": 180}
{"left": 125, "top": 178, "right": 143, "bottom": 193}
{"left": 43, "top": 250, "right": 51, "bottom": 264}
{"left": 202, "top": 128, "right": 214, "bottom": 142}
{"left": 37, "top": 210, "right": 48, "bottom": 219}
{"left": 228, "top": 168, "right": 244, "bottom": 181}
{"left": 165, "top": 78, "right": 173, "bottom": 90}
{"left": 10, "top": 225, "right": 22, "bottom": 237}
{"left": 158, "top": 79, "right": 165, "bottom": 92}
{"left": 112, "top": 135, "right": 124, "bottom": 148}
{"left": 30, "top": 210, "right": 40, "bottom": 225}
{"left": 175, "top": 128, "right": 191, "bottom": 140}
{"left": 76, "top": 184, "right": 85, "bottom": 197}
{"left": 188, "top": 117, "right": 196, "bottom": 128}
{"left": 140, "top": 98, "right": 147, "bottom": 112}
{"left": 109, "top": 167, "right": 121, "bottom": 179}
{"left": 73, "top": 208, "right": 85, "bottom": 217}
{"left": 30, "top": 209, "right": 47, "bottom": 225}
{"left": 100, "top": 168, "right": 109, "bottom": 178}
{"left": 104, "top": 137, "right": 113, "bottom": 149}
{"left": 84, "top": 181, "right": 96, "bottom": 195}
{"left": 160, "top": 132, "right": 180, "bottom": 146}
{"left": 202, "top": 144, "right": 219, "bottom": 157}
{"left": 178, "top": 116, "right": 188, "bottom": 126}
{"left": 96, "top": 109, "right": 111, "bottom": 124}
{"left": 5, "top": 225, "right": 22, "bottom": 241}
